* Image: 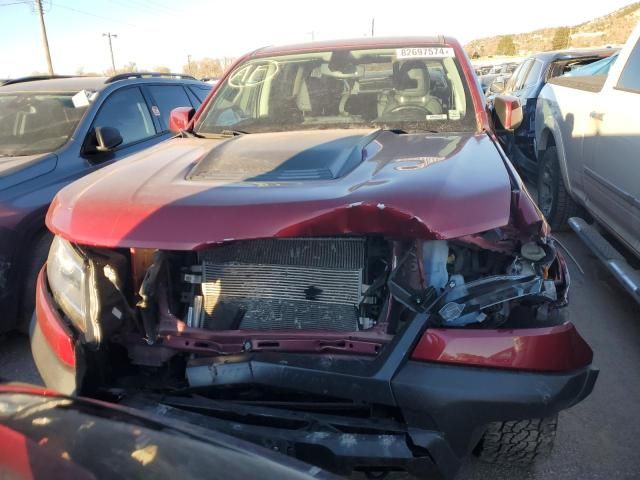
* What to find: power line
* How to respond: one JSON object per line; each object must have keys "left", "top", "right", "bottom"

{"left": 0, "top": 1, "right": 31, "bottom": 7}
{"left": 52, "top": 1, "right": 140, "bottom": 29}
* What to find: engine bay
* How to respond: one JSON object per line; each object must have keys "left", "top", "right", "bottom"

{"left": 96, "top": 235, "right": 569, "bottom": 363}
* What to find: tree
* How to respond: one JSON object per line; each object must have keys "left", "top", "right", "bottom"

{"left": 552, "top": 27, "right": 571, "bottom": 50}
{"left": 104, "top": 61, "right": 138, "bottom": 76}
{"left": 154, "top": 66, "right": 171, "bottom": 73}
{"left": 496, "top": 35, "right": 516, "bottom": 56}
{"left": 183, "top": 57, "right": 235, "bottom": 79}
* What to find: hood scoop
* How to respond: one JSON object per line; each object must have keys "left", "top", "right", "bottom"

{"left": 187, "top": 129, "right": 381, "bottom": 183}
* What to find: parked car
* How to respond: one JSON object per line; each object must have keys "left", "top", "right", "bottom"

{"left": 32, "top": 37, "right": 597, "bottom": 479}
{"left": 0, "top": 383, "right": 334, "bottom": 479}
{"left": 494, "top": 48, "right": 618, "bottom": 177}
{"left": 479, "top": 62, "right": 520, "bottom": 95}
{"left": 0, "top": 73, "right": 211, "bottom": 332}
{"left": 535, "top": 27, "right": 640, "bottom": 301}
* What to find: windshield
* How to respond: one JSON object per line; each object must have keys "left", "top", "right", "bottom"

{"left": 0, "top": 92, "right": 88, "bottom": 157}
{"left": 197, "top": 46, "right": 476, "bottom": 135}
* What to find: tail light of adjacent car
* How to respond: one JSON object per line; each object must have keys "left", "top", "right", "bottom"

{"left": 410, "top": 323, "right": 593, "bottom": 372}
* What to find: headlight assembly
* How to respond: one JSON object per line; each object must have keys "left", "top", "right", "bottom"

{"left": 46, "top": 236, "right": 128, "bottom": 347}
{"left": 47, "top": 236, "right": 91, "bottom": 334}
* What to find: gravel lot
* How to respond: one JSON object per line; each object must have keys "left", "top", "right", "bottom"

{"left": 1, "top": 232, "right": 639, "bottom": 479}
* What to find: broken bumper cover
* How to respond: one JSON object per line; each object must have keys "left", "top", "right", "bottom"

{"left": 34, "top": 267, "right": 598, "bottom": 478}
{"left": 124, "top": 359, "right": 597, "bottom": 479}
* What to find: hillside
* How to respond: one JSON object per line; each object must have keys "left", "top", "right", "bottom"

{"left": 465, "top": 2, "right": 640, "bottom": 57}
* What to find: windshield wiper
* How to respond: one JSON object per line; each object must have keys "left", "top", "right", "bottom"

{"left": 220, "top": 129, "right": 250, "bottom": 136}
{"left": 179, "top": 130, "right": 204, "bottom": 139}
{"left": 382, "top": 128, "right": 440, "bottom": 135}
{"left": 198, "top": 129, "right": 251, "bottom": 139}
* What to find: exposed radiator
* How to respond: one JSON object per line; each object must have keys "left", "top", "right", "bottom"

{"left": 198, "top": 238, "right": 365, "bottom": 331}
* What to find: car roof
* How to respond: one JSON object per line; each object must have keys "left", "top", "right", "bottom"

{"left": 0, "top": 76, "right": 108, "bottom": 92}
{"left": 254, "top": 36, "right": 450, "bottom": 56}
{"left": 0, "top": 74, "right": 205, "bottom": 93}
{"left": 529, "top": 47, "right": 619, "bottom": 63}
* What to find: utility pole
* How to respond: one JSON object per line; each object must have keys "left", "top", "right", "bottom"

{"left": 103, "top": 32, "right": 118, "bottom": 73}
{"left": 187, "top": 54, "right": 192, "bottom": 75}
{"left": 35, "top": 0, "right": 53, "bottom": 75}
{"left": 371, "top": 18, "right": 375, "bottom": 37}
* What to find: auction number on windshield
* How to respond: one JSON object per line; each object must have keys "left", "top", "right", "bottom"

{"left": 396, "top": 47, "right": 455, "bottom": 59}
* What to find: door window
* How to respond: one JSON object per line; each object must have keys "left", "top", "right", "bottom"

{"left": 189, "top": 85, "right": 213, "bottom": 103}
{"left": 506, "top": 59, "right": 531, "bottom": 93}
{"left": 523, "top": 60, "right": 543, "bottom": 88}
{"left": 93, "top": 87, "right": 155, "bottom": 146}
{"left": 148, "top": 85, "right": 192, "bottom": 129}
{"left": 617, "top": 39, "right": 640, "bottom": 92}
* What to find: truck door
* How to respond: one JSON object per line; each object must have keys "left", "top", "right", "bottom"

{"left": 587, "top": 39, "right": 640, "bottom": 255}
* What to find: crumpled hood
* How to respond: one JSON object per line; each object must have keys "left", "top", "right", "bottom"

{"left": 47, "top": 129, "right": 528, "bottom": 250}
{"left": 0, "top": 153, "right": 57, "bottom": 191}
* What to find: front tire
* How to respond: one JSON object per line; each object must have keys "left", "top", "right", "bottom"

{"left": 475, "top": 416, "right": 558, "bottom": 465}
{"left": 537, "top": 146, "right": 580, "bottom": 230}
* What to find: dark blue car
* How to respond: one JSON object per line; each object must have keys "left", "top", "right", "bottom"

{"left": 0, "top": 73, "right": 211, "bottom": 331}
{"left": 497, "top": 48, "right": 618, "bottom": 177}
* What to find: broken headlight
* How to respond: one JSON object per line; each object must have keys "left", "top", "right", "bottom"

{"left": 47, "top": 236, "right": 92, "bottom": 334}
{"left": 47, "top": 236, "right": 128, "bottom": 347}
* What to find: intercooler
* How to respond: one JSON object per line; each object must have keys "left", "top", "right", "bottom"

{"left": 198, "top": 238, "right": 366, "bottom": 331}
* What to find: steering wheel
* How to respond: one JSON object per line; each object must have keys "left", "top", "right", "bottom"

{"left": 389, "top": 104, "right": 432, "bottom": 115}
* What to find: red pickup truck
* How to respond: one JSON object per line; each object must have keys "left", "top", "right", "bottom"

{"left": 32, "top": 36, "right": 596, "bottom": 479}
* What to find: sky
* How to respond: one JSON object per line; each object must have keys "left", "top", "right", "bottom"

{"left": 0, "top": 0, "right": 637, "bottom": 78}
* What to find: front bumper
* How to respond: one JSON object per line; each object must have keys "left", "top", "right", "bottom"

{"left": 33, "top": 265, "right": 598, "bottom": 479}
{"left": 31, "top": 267, "right": 82, "bottom": 395}
{"left": 121, "top": 360, "right": 597, "bottom": 479}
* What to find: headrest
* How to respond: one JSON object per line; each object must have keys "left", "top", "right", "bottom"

{"left": 393, "top": 61, "right": 430, "bottom": 97}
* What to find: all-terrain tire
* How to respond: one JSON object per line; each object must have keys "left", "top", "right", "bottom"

{"left": 18, "top": 232, "right": 53, "bottom": 333}
{"left": 475, "top": 416, "right": 558, "bottom": 465}
{"left": 537, "top": 146, "right": 580, "bottom": 231}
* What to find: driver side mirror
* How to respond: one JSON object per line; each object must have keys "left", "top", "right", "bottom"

{"left": 169, "top": 106, "right": 196, "bottom": 134}
{"left": 493, "top": 95, "right": 523, "bottom": 131}
{"left": 94, "top": 126, "right": 123, "bottom": 152}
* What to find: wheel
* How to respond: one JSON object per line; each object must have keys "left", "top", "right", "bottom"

{"left": 474, "top": 416, "right": 558, "bottom": 465}
{"left": 18, "top": 232, "right": 53, "bottom": 333}
{"left": 537, "top": 146, "right": 580, "bottom": 230}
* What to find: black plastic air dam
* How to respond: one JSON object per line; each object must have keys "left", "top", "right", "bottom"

{"left": 179, "top": 353, "right": 596, "bottom": 478}
{"left": 392, "top": 361, "right": 599, "bottom": 457}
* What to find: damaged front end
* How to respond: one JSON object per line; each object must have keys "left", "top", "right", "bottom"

{"left": 38, "top": 224, "right": 595, "bottom": 479}
{"left": 74, "top": 231, "right": 570, "bottom": 368}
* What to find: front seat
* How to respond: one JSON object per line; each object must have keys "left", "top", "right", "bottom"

{"left": 382, "top": 61, "right": 443, "bottom": 118}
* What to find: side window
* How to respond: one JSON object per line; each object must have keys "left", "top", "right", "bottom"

{"left": 514, "top": 59, "right": 533, "bottom": 90}
{"left": 505, "top": 60, "right": 530, "bottom": 92}
{"left": 617, "top": 39, "right": 640, "bottom": 92}
{"left": 185, "top": 88, "right": 201, "bottom": 108}
{"left": 147, "top": 85, "right": 192, "bottom": 129}
{"left": 93, "top": 87, "right": 155, "bottom": 146}
{"left": 523, "top": 60, "right": 543, "bottom": 88}
{"left": 189, "top": 85, "right": 213, "bottom": 103}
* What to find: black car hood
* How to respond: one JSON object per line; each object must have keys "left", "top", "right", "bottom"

{"left": 188, "top": 129, "right": 382, "bottom": 182}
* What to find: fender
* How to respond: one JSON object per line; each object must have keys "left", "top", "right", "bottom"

{"left": 534, "top": 93, "right": 584, "bottom": 205}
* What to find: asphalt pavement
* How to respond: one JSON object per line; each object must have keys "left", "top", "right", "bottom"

{"left": 1, "top": 232, "right": 639, "bottom": 479}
